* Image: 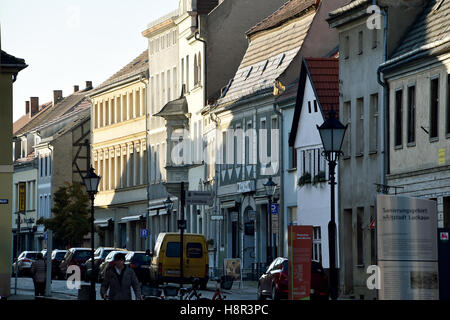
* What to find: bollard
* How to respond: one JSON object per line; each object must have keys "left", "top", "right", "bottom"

{"left": 78, "top": 284, "right": 90, "bottom": 300}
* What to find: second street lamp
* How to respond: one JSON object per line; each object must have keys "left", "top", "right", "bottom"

{"left": 316, "top": 108, "right": 347, "bottom": 301}
{"left": 264, "top": 177, "right": 277, "bottom": 265}
{"left": 82, "top": 166, "right": 101, "bottom": 301}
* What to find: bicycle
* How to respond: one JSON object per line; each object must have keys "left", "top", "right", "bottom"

{"left": 211, "top": 276, "right": 234, "bottom": 300}
{"left": 179, "top": 278, "right": 209, "bottom": 300}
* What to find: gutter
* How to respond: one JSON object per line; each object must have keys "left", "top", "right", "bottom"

{"left": 139, "top": 72, "right": 151, "bottom": 250}
{"left": 272, "top": 103, "right": 284, "bottom": 256}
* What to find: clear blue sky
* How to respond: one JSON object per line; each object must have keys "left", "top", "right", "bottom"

{"left": 1, "top": 0, "right": 179, "bottom": 121}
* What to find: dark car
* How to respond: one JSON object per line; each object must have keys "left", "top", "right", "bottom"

{"left": 97, "top": 250, "right": 129, "bottom": 282}
{"left": 50, "top": 250, "right": 68, "bottom": 279}
{"left": 125, "top": 251, "right": 152, "bottom": 284}
{"left": 257, "top": 258, "right": 329, "bottom": 300}
{"left": 59, "top": 248, "right": 92, "bottom": 279}
{"left": 85, "top": 247, "right": 125, "bottom": 282}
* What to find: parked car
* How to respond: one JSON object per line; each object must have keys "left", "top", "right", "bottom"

{"left": 257, "top": 258, "right": 329, "bottom": 300}
{"left": 85, "top": 247, "right": 126, "bottom": 281}
{"left": 12, "top": 251, "right": 40, "bottom": 277}
{"left": 58, "top": 248, "right": 92, "bottom": 279}
{"left": 149, "top": 233, "right": 209, "bottom": 289}
{"left": 97, "top": 250, "right": 129, "bottom": 282}
{"left": 125, "top": 251, "right": 152, "bottom": 284}
{"left": 50, "top": 250, "right": 68, "bottom": 279}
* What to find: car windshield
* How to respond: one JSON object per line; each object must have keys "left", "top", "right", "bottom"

{"left": 73, "top": 250, "right": 91, "bottom": 259}
{"left": 26, "top": 252, "right": 38, "bottom": 259}
{"left": 54, "top": 252, "right": 66, "bottom": 260}
{"left": 101, "top": 250, "right": 114, "bottom": 259}
{"left": 166, "top": 242, "right": 180, "bottom": 258}
{"left": 132, "top": 253, "right": 152, "bottom": 264}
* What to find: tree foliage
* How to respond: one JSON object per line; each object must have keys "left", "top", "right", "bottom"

{"left": 43, "top": 182, "right": 90, "bottom": 248}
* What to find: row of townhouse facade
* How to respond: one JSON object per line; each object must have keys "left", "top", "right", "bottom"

{"left": 11, "top": 83, "right": 93, "bottom": 255}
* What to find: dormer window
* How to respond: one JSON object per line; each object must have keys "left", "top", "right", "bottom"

{"left": 245, "top": 66, "right": 253, "bottom": 80}
{"left": 262, "top": 60, "right": 269, "bottom": 74}
{"left": 277, "top": 54, "right": 286, "bottom": 68}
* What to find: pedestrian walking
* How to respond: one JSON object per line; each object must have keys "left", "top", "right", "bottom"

{"left": 31, "top": 253, "right": 47, "bottom": 297}
{"left": 100, "top": 253, "right": 142, "bottom": 300}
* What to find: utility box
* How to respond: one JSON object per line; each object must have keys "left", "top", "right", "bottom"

{"left": 438, "top": 228, "right": 450, "bottom": 300}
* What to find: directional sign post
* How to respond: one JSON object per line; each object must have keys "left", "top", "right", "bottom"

{"left": 185, "top": 191, "right": 214, "bottom": 206}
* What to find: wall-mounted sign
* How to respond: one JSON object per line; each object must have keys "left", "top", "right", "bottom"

{"left": 377, "top": 194, "right": 439, "bottom": 300}
{"left": 18, "top": 182, "right": 26, "bottom": 213}
{"left": 271, "top": 203, "right": 279, "bottom": 215}
{"left": 0, "top": 199, "right": 8, "bottom": 204}
{"left": 237, "top": 180, "right": 255, "bottom": 193}
{"left": 185, "top": 191, "right": 214, "bottom": 206}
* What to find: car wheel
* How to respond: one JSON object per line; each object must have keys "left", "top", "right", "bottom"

{"left": 271, "top": 284, "right": 279, "bottom": 301}
{"left": 257, "top": 284, "right": 266, "bottom": 301}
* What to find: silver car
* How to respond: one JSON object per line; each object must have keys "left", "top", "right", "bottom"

{"left": 12, "top": 251, "right": 40, "bottom": 277}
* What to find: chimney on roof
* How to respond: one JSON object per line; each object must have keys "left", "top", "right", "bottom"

{"left": 74, "top": 85, "right": 79, "bottom": 92}
{"left": 30, "top": 97, "right": 39, "bottom": 117}
{"left": 53, "top": 90, "right": 63, "bottom": 105}
{"left": 85, "top": 81, "right": 92, "bottom": 90}
{"left": 25, "top": 101, "right": 30, "bottom": 116}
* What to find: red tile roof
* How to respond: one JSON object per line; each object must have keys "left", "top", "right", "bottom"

{"left": 246, "top": 0, "right": 317, "bottom": 36}
{"left": 13, "top": 102, "right": 51, "bottom": 135}
{"left": 304, "top": 57, "right": 339, "bottom": 115}
{"left": 288, "top": 57, "right": 339, "bottom": 147}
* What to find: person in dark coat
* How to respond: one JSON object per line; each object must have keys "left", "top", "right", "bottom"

{"left": 31, "top": 253, "right": 47, "bottom": 297}
{"left": 100, "top": 253, "right": 142, "bottom": 300}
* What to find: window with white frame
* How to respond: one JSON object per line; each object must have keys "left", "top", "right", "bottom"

{"left": 313, "top": 226, "right": 322, "bottom": 263}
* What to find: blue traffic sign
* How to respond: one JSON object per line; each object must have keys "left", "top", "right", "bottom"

{"left": 0, "top": 199, "right": 8, "bottom": 204}
{"left": 271, "top": 203, "right": 279, "bottom": 215}
{"left": 140, "top": 229, "right": 149, "bottom": 238}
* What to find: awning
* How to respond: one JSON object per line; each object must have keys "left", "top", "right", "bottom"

{"left": 254, "top": 195, "right": 269, "bottom": 205}
{"left": 94, "top": 218, "right": 113, "bottom": 228}
{"left": 221, "top": 200, "right": 237, "bottom": 209}
{"left": 120, "top": 215, "right": 144, "bottom": 222}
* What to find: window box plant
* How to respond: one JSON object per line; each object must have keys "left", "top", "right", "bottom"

{"left": 298, "top": 172, "right": 312, "bottom": 187}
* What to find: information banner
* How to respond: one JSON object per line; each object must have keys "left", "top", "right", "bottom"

{"left": 377, "top": 194, "right": 439, "bottom": 300}
{"left": 18, "top": 182, "right": 26, "bottom": 213}
{"left": 288, "top": 225, "right": 313, "bottom": 300}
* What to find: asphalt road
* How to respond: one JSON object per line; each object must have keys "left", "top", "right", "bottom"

{"left": 9, "top": 276, "right": 258, "bottom": 300}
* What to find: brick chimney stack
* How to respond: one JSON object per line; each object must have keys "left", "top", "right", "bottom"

{"left": 85, "top": 81, "right": 92, "bottom": 90}
{"left": 74, "top": 85, "right": 79, "bottom": 92}
{"left": 30, "top": 97, "right": 39, "bottom": 117}
{"left": 53, "top": 90, "right": 63, "bottom": 106}
{"left": 25, "top": 101, "right": 30, "bottom": 115}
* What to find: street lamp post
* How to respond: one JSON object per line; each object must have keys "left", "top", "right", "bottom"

{"left": 264, "top": 177, "right": 277, "bottom": 265}
{"left": 164, "top": 196, "right": 174, "bottom": 231}
{"left": 316, "top": 108, "right": 347, "bottom": 301}
{"left": 82, "top": 166, "right": 101, "bottom": 301}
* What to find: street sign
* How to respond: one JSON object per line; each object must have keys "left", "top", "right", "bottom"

{"left": 271, "top": 203, "right": 279, "bottom": 215}
{"left": 141, "top": 229, "right": 149, "bottom": 238}
{"left": 177, "top": 219, "right": 187, "bottom": 230}
{"left": 441, "top": 232, "right": 449, "bottom": 241}
{"left": 185, "top": 191, "right": 214, "bottom": 206}
{"left": 44, "top": 232, "right": 47, "bottom": 241}
{"left": 211, "top": 215, "right": 224, "bottom": 221}
{"left": 0, "top": 199, "right": 8, "bottom": 204}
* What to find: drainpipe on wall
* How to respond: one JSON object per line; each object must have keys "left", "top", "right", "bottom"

{"left": 139, "top": 72, "right": 151, "bottom": 251}
{"left": 273, "top": 104, "right": 284, "bottom": 257}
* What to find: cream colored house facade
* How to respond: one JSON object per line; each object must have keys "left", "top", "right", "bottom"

{"left": 90, "top": 52, "right": 149, "bottom": 250}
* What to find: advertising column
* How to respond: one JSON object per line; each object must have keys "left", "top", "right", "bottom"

{"left": 377, "top": 195, "right": 439, "bottom": 300}
{"left": 288, "top": 225, "right": 313, "bottom": 300}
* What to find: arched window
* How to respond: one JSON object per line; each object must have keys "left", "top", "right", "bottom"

{"left": 197, "top": 52, "right": 201, "bottom": 85}
{"left": 194, "top": 54, "right": 198, "bottom": 86}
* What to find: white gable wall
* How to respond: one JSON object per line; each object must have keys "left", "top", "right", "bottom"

{"left": 293, "top": 74, "right": 339, "bottom": 269}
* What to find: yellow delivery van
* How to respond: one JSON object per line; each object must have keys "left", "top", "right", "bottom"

{"left": 149, "top": 233, "right": 209, "bottom": 288}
